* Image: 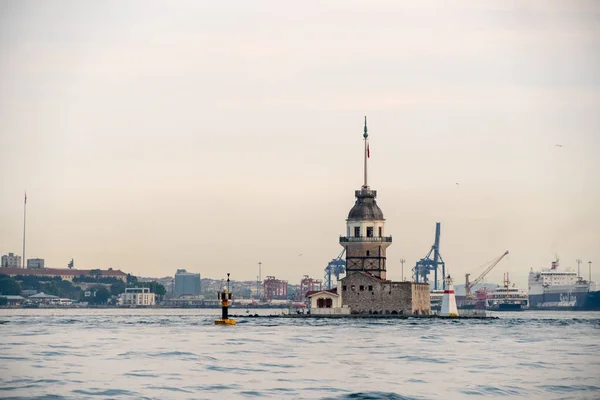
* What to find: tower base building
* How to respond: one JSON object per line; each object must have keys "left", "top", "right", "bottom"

{"left": 339, "top": 272, "right": 430, "bottom": 315}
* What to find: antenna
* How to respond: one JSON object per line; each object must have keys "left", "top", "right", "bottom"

{"left": 363, "top": 116, "right": 369, "bottom": 189}
{"left": 400, "top": 258, "right": 406, "bottom": 281}
{"left": 22, "top": 191, "right": 27, "bottom": 268}
{"left": 257, "top": 262, "right": 262, "bottom": 301}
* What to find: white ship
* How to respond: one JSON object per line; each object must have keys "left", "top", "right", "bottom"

{"left": 486, "top": 273, "right": 529, "bottom": 311}
{"left": 430, "top": 289, "right": 444, "bottom": 310}
{"left": 528, "top": 258, "right": 600, "bottom": 310}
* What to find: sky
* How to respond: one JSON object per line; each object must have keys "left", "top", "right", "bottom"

{"left": 1, "top": 0, "right": 599, "bottom": 289}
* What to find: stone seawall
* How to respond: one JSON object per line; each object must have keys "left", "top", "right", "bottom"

{"left": 231, "top": 313, "right": 497, "bottom": 320}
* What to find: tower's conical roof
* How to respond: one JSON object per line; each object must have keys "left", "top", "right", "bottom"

{"left": 347, "top": 190, "right": 384, "bottom": 221}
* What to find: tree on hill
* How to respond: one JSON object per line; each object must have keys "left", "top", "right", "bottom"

{"left": 148, "top": 281, "right": 166, "bottom": 296}
{"left": 39, "top": 279, "right": 83, "bottom": 300}
{"left": 73, "top": 275, "right": 119, "bottom": 284}
{"left": 15, "top": 275, "right": 60, "bottom": 292}
{"left": 110, "top": 281, "right": 126, "bottom": 296}
{"left": 0, "top": 275, "right": 21, "bottom": 295}
{"left": 89, "top": 286, "right": 111, "bottom": 305}
{"left": 90, "top": 269, "right": 102, "bottom": 280}
{"left": 126, "top": 274, "right": 138, "bottom": 285}
{"left": 134, "top": 281, "right": 166, "bottom": 296}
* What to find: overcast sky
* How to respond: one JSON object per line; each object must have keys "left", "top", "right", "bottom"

{"left": 1, "top": 0, "right": 598, "bottom": 288}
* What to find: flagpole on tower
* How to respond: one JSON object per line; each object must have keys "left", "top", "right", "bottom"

{"left": 363, "top": 116, "right": 369, "bottom": 189}
{"left": 22, "top": 191, "right": 27, "bottom": 269}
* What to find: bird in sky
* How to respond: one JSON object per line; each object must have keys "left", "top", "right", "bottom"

{"left": 555, "top": 144, "right": 563, "bottom": 147}
{"left": 299, "top": 254, "right": 303, "bottom": 257}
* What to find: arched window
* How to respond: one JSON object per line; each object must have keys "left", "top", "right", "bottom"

{"left": 317, "top": 298, "right": 324, "bottom": 308}
{"left": 325, "top": 298, "right": 333, "bottom": 308}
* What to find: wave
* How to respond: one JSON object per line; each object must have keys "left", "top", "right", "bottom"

{"left": 324, "top": 392, "right": 426, "bottom": 400}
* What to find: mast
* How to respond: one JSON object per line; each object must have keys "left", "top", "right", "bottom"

{"left": 363, "top": 116, "right": 369, "bottom": 189}
{"left": 22, "top": 191, "right": 27, "bottom": 269}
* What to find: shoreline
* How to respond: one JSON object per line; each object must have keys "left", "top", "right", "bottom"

{"left": 230, "top": 313, "right": 498, "bottom": 320}
{"left": 2, "top": 305, "right": 599, "bottom": 312}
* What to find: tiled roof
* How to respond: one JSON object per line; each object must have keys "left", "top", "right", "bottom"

{"left": 0, "top": 267, "right": 127, "bottom": 277}
{"left": 306, "top": 288, "right": 338, "bottom": 297}
{"left": 29, "top": 292, "right": 58, "bottom": 298}
{"left": 0, "top": 295, "right": 25, "bottom": 300}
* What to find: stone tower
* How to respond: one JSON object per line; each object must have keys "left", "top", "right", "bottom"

{"left": 339, "top": 117, "right": 392, "bottom": 280}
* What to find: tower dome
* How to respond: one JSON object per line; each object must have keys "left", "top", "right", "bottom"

{"left": 347, "top": 190, "right": 384, "bottom": 221}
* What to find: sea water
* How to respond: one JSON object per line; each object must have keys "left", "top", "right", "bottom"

{"left": 0, "top": 309, "right": 599, "bottom": 399}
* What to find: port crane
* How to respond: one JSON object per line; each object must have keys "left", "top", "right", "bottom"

{"left": 324, "top": 248, "right": 346, "bottom": 289}
{"left": 412, "top": 222, "right": 446, "bottom": 290}
{"left": 464, "top": 250, "right": 510, "bottom": 299}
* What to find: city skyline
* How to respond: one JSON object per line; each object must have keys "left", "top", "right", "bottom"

{"left": 1, "top": 1, "right": 599, "bottom": 288}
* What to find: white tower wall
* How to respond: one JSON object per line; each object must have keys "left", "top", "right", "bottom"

{"left": 346, "top": 220, "right": 386, "bottom": 237}
{"left": 440, "top": 275, "right": 459, "bottom": 317}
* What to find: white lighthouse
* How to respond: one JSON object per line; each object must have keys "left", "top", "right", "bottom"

{"left": 440, "top": 275, "right": 459, "bottom": 317}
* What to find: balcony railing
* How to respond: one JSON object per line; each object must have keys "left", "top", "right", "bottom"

{"left": 355, "top": 189, "right": 377, "bottom": 198}
{"left": 339, "top": 236, "right": 392, "bottom": 243}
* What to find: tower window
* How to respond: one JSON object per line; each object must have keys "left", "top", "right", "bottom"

{"left": 378, "top": 227, "right": 382, "bottom": 237}
{"left": 360, "top": 285, "right": 364, "bottom": 291}
{"left": 343, "top": 285, "right": 347, "bottom": 291}
{"left": 366, "top": 250, "right": 370, "bottom": 256}
{"left": 367, "top": 227, "right": 373, "bottom": 237}
{"left": 369, "top": 285, "right": 373, "bottom": 291}
{"left": 354, "top": 227, "right": 360, "bottom": 237}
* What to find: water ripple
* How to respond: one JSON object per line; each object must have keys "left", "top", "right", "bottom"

{"left": 0, "top": 308, "right": 599, "bottom": 400}
{"left": 325, "top": 392, "right": 425, "bottom": 400}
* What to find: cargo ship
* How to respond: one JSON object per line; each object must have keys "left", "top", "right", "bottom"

{"left": 486, "top": 273, "right": 529, "bottom": 311}
{"left": 528, "top": 258, "right": 600, "bottom": 310}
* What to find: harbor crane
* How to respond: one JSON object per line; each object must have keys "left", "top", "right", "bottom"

{"left": 324, "top": 248, "right": 346, "bottom": 289}
{"left": 464, "top": 250, "right": 510, "bottom": 299}
{"left": 412, "top": 222, "right": 446, "bottom": 290}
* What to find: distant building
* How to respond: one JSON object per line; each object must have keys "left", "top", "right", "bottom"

{"left": 174, "top": 269, "right": 201, "bottom": 297}
{"left": 263, "top": 276, "right": 288, "bottom": 300}
{"left": 28, "top": 292, "right": 59, "bottom": 302}
{"left": 0, "top": 267, "right": 127, "bottom": 282}
{"left": 1, "top": 253, "right": 22, "bottom": 268}
{"left": 306, "top": 289, "right": 348, "bottom": 315}
{"left": 27, "top": 258, "right": 45, "bottom": 269}
{"left": 138, "top": 276, "right": 174, "bottom": 297}
{"left": 119, "top": 287, "right": 156, "bottom": 306}
{"left": 162, "top": 295, "right": 212, "bottom": 308}
{"left": 0, "top": 295, "right": 25, "bottom": 306}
